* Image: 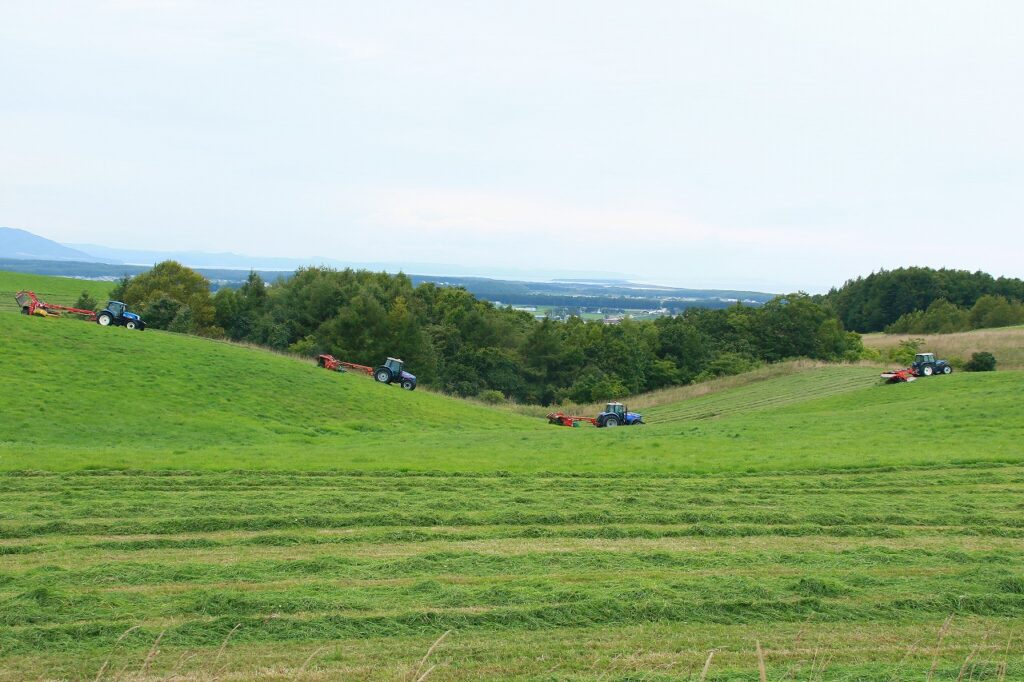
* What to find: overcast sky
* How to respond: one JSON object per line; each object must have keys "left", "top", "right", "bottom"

{"left": 2, "top": 1, "right": 1022, "bottom": 292}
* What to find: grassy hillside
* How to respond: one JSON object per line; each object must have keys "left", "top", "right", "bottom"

{"left": 863, "top": 325, "right": 1024, "bottom": 369}
{"left": 0, "top": 312, "right": 541, "bottom": 472}
{"left": 2, "top": 309, "right": 1023, "bottom": 679}
{"left": 0, "top": 269, "right": 113, "bottom": 314}
{"left": 2, "top": 313, "right": 1021, "bottom": 474}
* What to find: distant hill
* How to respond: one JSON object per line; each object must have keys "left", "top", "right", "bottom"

{"left": 65, "top": 242, "right": 335, "bottom": 270}
{"left": 0, "top": 227, "right": 110, "bottom": 262}
{"left": 0, "top": 258, "right": 773, "bottom": 312}
{"left": 3, "top": 228, "right": 775, "bottom": 308}
{"left": 65, "top": 242, "right": 627, "bottom": 281}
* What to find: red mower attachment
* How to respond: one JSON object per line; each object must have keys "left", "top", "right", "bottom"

{"left": 546, "top": 412, "right": 598, "bottom": 427}
{"left": 317, "top": 354, "right": 374, "bottom": 376}
{"left": 881, "top": 367, "right": 917, "bottom": 383}
{"left": 318, "top": 354, "right": 418, "bottom": 390}
{"left": 15, "top": 290, "right": 97, "bottom": 320}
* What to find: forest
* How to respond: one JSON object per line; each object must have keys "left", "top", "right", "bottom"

{"left": 825, "top": 266, "right": 1024, "bottom": 332}
{"left": 109, "top": 262, "right": 863, "bottom": 404}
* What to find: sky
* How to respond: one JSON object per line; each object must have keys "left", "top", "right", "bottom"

{"left": 1, "top": 1, "right": 1022, "bottom": 293}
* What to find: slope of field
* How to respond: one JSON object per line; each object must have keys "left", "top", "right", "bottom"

{"left": 0, "top": 312, "right": 542, "bottom": 472}
{"left": 2, "top": 309, "right": 1024, "bottom": 679}
{"left": 2, "top": 312, "right": 1021, "bottom": 474}
{"left": 0, "top": 270, "right": 113, "bottom": 314}
{"left": 863, "top": 325, "right": 1024, "bottom": 369}
{"left": 642, "top": 364, "right": 877, "bottom": 423}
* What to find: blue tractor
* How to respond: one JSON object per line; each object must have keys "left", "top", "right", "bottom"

{"left": 96, "top": 300, "right": 145, "bottom": 330}
{"left": 373, "top": 357, "right": 417, "bottom": 390}
{"left": 596, "top": 402, "right": 643, "bottom": 428}
{"left": 911, "top": 352, "right": 952, "bottom": 377}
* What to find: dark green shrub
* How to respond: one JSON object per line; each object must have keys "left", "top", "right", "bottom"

{"left": 73, "top": 291, "right": 97, "bottom": 312}
{"left": 478, "top": 389, "right": 506, "bottom": 405}
{"left": 964, "top": 352, "right": 997, "bottom": 372}
{"left": 142, "top": 296, "right": 183, "bottom": 329}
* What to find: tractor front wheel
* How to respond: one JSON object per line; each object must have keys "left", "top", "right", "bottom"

{"left": 400, "top": 380, "right": 415, "bottom": 391}
{"left": 942, "top": 366, "right": 952, "bottom": 375}
{"left": 375, "top": 369, "right": 392, "bottom": 384}
{"left": 97, "top": 313, "right": 113, "bottom": 326}
{"left": 125, "top": 320, "right": 138, "bottom": 330}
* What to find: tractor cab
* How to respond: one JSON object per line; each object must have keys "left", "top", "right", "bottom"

{"left": 373, "top": 357, "right": 418, "bottom": 390}
{"left": 596, "top": 402, "right": 644, "bottom": 428}
{"left": 106, "top": 301, "right": 126, "bottom": 318}
{"left": 912, "top": 352, "right": 951, "bottom": 376}
{"left": 97, "top": 300, "right": 145, "bottom": 330}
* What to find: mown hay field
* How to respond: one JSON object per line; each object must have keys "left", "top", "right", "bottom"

{"left": 1, "top": 274, "right": 1023, "bottom": 679}
{"left": 2, "top": 466, "right": 1023, "bottom": 679}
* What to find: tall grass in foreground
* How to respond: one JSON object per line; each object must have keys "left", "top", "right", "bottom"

{"left": 79, "top": 618, "right": 1014, "bottom": 680}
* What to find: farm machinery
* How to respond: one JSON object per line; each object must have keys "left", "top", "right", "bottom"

{"left": 881, "top": 353, "right": 953, "bottom": 383}
{"left": 318, "top": 354, "right": 417, "bottom": 390}
{"left": 548, "top": 402, "right": 644, "bottom": 428}
{"left": 15, "top": 290, "right": 145, "bottom": 330}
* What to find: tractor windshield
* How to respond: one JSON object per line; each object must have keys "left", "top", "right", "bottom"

{"left": 915, "top": 354, "right": 934, "bottom": 363}
{"left": 107, "top": 301, "right": 125, "bottom": 316}
{"left": 606, "top": 403, "right": 625, "bottom": 416}
{"left": 385, "top": 358, "right": 403, "bottom": 373}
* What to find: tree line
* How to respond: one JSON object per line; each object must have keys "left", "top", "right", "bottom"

{"left": 884, "top": 295, "right": 1024, "bottom": 334}
{"left": 825, "top": 267, "right": 1024, "bottom": 332}
{"left": 110, "top": 261, "right": 863, "bottom": 405}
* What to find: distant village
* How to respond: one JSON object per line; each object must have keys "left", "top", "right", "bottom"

{"left": 495, "top": 302, "right": 673, "bottom": 324}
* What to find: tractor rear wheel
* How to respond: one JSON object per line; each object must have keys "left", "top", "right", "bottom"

{"left": 97, "top": 313, "right": 113, "bottom": 326}
{"left": 922, "top": 365, "right": 933, "bottom": 376}
{"left": 604, "top": 415, "right": 619, "bottom": 427}
{"left": 375, "top": 369, "right": 392, "bottom": 384}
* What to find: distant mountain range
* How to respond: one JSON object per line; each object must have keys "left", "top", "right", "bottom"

{"left": 1, "top": 227, "right": 626, "bottom": 279}
{"left": 0, "top": 227, "right": 776, "bottom": 309}
{"left": 0, "top": 227, "right": 109, "bottom": 263}
{"left": 61, "top": 242, "right": 631, "bottom": 281}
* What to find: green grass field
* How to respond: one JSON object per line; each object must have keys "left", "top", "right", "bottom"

{"left": 0, "top": 270, "right": 113, "bottom": 315}
{"left": 1, "top": 274, "right": 1023, "bottom": 680}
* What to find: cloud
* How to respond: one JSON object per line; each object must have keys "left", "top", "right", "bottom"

{"left": 359, "top": 187, "right": 853, "bottom": 251}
